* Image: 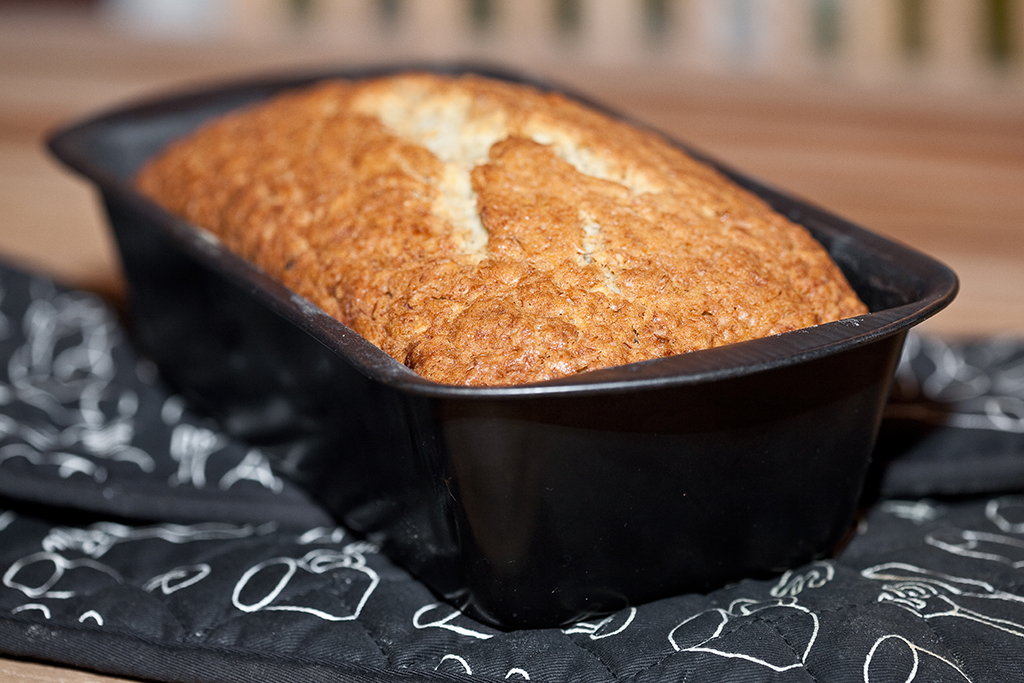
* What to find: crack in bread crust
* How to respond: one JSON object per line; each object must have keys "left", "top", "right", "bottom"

{"left": 135, "top": 73, "right": 868, "bottom": 386}
{"left": 352, "top": 83, "right": 504, "bottom": 259}
{"left": 351, "top": 80, "right": 661, "bottom": 263}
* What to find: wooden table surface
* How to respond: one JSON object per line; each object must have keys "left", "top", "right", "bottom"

{"left": 1, "top": 6, "right": 1023, "bottom": 682}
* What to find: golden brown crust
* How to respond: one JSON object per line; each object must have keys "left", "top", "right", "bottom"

{"left": 135, "top": 73, "right": 868, "bottom": 386}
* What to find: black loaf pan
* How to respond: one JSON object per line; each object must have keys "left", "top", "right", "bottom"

{"left": 49, "top": 65, "right": 958, "bottom": 629}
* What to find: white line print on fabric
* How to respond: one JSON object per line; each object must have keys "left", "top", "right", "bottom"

{"left": 297, "top": 527, "right": 349, "bottom": 545}
{"left": 889, "top": 334, "right": 1024, "bottom": 434}
{"left": 144, "top": 563, "right": 213, "bottom": 595}
{"left": 232, "top": 546, "right": 379, "bottom": 621}
{"left": 926, "top": 528, "right": 1024, "bottom": 568}
{"left": 3, "top": 551, "right": 122, "bottom": 599}
{"left": 863, "top": 634, "right": 973, "bottom": 683}
{"left": 668, "top": 598, "right": 820, "bottom": 672}
{"left": 878, "top": 500, "right": 944, "bottom": 524}
{"left": 987, "top": 496, "right": 1024, "bottom": 534}
{"left": 562, "top": 607, "right": 637, "bottom": 639}
{"left": 436, "top": 654, "right": 472, "bottom": 675}
{"left": 41, "top": 521, "right": 275, "bottom": 558}
{"left": 0, "top": 443, "right": 107, "bottom": 481}
{"left": 168, "top": 423, "right": 227, "bottom": 488}
{"left": 218, "top": 448, "right": 283, "bottom": 492}
{"left": 412, "top": 603, "right": 495, "bottom": 640}
{"left": 769, "top": 560, "right": 835, "bottom": 598}
{"left": 0, "top": 282, "right": 156, "bottom": 474}
{"left": 160, "top": 403, "right": 284, "bottom": 494}
{"left": 78, "top": 610, "right": 103, "bottom": 626}
{"left": 862, "top": 562, "right": 1024, "bottom": 638}
{"left": 11, "top": 603, "right": 50, "bottom": 618}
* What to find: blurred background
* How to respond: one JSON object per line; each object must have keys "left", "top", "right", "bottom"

{"left": 1, "top": 0, "right": 1023, "bottom": 337}
{"left": 62, "top": 0, "right": 1024, "bottom": 89}
{"left": 25, "top": 0, "right": 1024, "bottom": 90}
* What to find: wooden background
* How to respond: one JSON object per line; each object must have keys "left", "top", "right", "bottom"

{"left": 1, "top": 2, "right": 1022, "bottom": 680}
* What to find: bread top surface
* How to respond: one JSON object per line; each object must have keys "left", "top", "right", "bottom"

{"left": 135, "top": 72, "right": 868, "bottom": 386}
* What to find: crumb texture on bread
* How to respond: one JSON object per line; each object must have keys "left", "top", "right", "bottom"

{"left": 135, "top": 73, "right": 868, "bottom": 386}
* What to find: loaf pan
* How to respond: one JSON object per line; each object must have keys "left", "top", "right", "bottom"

{"left": 48, "top": 65, "right": 958, "bottom": 629}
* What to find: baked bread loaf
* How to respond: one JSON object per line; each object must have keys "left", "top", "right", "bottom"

{"left": 135, "top": 73, "right": 868, "bottom": 386}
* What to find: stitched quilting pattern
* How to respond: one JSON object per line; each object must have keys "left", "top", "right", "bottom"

{"left": 1, "top": 262, "right": 1023, "bottom": 682}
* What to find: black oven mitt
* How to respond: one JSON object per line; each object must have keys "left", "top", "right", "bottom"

{"left": 2, "top": 260, "right": 1023, "bottom": 683}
